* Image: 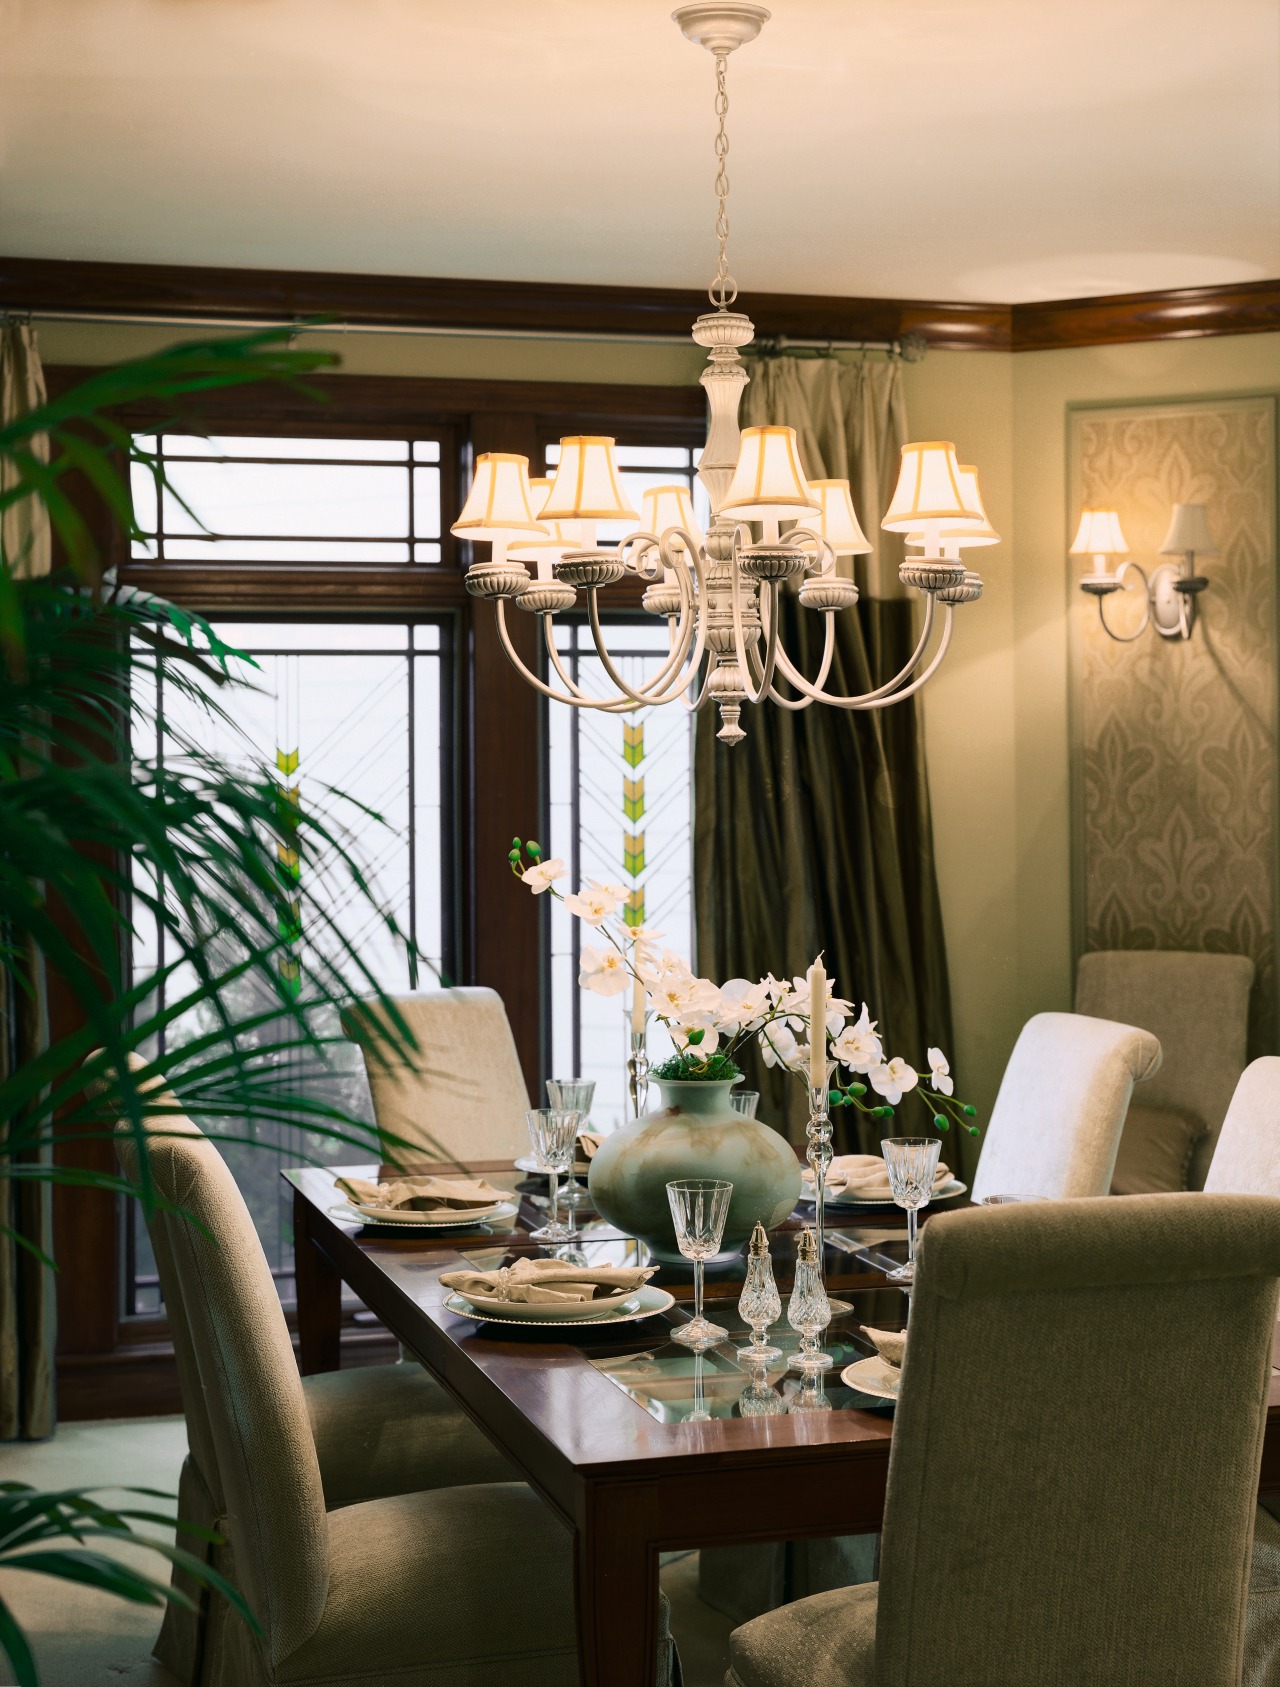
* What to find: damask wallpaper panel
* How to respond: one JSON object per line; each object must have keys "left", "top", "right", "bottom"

{"left": 1068, "top": 397, "right": 1278, "bottom": 1055}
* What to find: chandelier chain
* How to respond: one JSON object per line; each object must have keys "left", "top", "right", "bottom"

{"left": 709, "top": 52, "right": 737, "bottom": 309}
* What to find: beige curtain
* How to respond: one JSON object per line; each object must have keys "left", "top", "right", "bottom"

{"left": 694, "top": 355, "right": 954, "bottom": 1150}
{"left": 0, "top": 320, "right": 55, "bottom": 1439}
{"left": 1, "top": 322, "right": 52, "bottom": 580}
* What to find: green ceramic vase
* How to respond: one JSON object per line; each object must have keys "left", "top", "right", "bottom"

{"left": 587, "top": 1078, "right": 801, "bottom": 1263}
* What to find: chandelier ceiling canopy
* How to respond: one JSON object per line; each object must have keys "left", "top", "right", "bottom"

{"left": 454, "top": 2, "right": 994, "bottom": 745}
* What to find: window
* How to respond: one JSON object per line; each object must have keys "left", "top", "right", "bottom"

{"left": 541, "top": 441, "right": 706, "bottom": 1131}
{"left": 131, "top": 433, "right": 447, "bottom": 567}
{"left": 124, "top": 422, "right": 461, "bottom": 1313}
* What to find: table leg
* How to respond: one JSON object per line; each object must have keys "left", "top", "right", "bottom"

{"left": 574, "top": 1483, "right": 659, "bottom": 1687}
{"left": 293, "top": 1186, "right": 341, "bottom": 1375}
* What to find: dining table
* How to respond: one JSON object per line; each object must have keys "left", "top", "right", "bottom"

{"left": 287, "top": 1160, "right": 1280, "bottom": 1687}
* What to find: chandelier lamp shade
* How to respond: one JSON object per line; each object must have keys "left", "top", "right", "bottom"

{"left": 453, "top": 3, "right": 995, "bottom": 744}
{"left": 1071, "top": 502, "right": 1213, "bottom": 643}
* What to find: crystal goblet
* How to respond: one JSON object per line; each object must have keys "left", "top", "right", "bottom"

{"left": 881, "top": 1136, "right": 942, "bottom": 1283}
{"left": 546, "top": 1078, "right": 595, "bottom": 1207}
{"left": 526, "top": 1108, "right": 581, "bottom": 1242}
{"left": 667, "top": 1178, "right": 732, "bottom": 1349}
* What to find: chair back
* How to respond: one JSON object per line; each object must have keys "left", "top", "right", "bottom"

{"left": 116, "top": 1104, "right": 329, "bottom": 1667}
{"left": 342, "top": 987, "right": 532, "bottom": 1166}
{"left": 972, "top": 1011, "right": 1161, "bottom": 1200}
{"left": 876, "top": 1194, "right": 1280, "bottom": 1687}
{"left": 1077, "top": 950, "right": 1254, "bottom": 1187}
{"left": 1206, "top": 1057, "right": 1280, "bottom": 1196}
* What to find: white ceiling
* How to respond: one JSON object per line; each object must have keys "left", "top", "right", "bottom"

{"left": 3, "top": 0, "right": 1279, "bottom": 304}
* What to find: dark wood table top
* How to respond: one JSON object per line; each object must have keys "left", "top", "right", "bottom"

{"left": 291, "top": 1161, "right": 1280, "bottom": 1488}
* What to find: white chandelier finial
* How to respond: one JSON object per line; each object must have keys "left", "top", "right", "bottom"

{"left": 456, "top": 2, "right": 991, "bottom": 746}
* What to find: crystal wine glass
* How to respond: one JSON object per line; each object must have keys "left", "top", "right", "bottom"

{"left": 666, "top": 1178, "right": 732, "bottom": 1349}
{"left": 526, "top": 1108, "right": 581, "bottom": 1242}
{"left": 737, "top": 1219, "right": 783, "bottom": 1364}
{"left": 729, "top": 1089, "right": 760, "bottom": 1119}
{"left": 881, "top": 1136, "right": 942, "bottom": 1283}
{"left": 787, "top": 1226, "right": 832, "bottom": 1371}
{"left": 546, "top": 1078, "right": 595, "bottom": 1207}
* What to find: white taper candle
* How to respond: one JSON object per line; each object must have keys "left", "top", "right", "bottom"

{"left": 808, "top": 958, "right": 827, "bottom": 1089}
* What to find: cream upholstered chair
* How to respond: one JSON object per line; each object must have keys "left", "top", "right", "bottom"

{"left": 971, "top": 1010, "right": 1162, "bottom": 1202}
{"left": 726, "top": 1194, "right": 1280, "bottom": 1687}
{"left": 117, "top": 1102, "right": 677, "bottom": 1687}
{"left": 342, "top": 987, "right": 531, "bottom": 1167}
{"left": 1207, "top": 1058, "right": 1280, "bottom": 1197}
{"left": 1077, "top": 950, "right": 1254, "bottom": 1192}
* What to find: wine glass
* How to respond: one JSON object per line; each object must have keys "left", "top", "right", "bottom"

{"left": 547, "top": 1078, "right": 595, "bottom": 1207}
{"left": 881, "top": 1136, "right": 942, "bottom": 1283}
{"left": 526, "top": 1108, "right": 581, "bottom": 1242}
{"left": 729, "top": 1090, "right": 760, "bottom": 1118}
{"left": 666, "top": 1178, "right": 732, "bottom": 1349}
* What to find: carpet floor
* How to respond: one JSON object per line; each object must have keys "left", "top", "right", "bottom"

{"left": 0, "top": 1414, "right": 735, "bottom": 1687}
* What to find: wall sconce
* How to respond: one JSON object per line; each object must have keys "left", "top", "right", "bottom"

{"left": 1071, "top": 503, "right": 1214, "bottom": 642}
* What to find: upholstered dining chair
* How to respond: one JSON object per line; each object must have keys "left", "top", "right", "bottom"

{"left": 1077, "top": 949, "right": 1255, "bottom": 1192}
{"left": 342, "top": 986, "right": 531, "bottom": 1167}
{"left": 970, "top": 1010, "right": 1162, "bottom": 1202}
{"left": 116, "top": 1097, "right": 678, "bottom": 1687}
{"left": 726, "top": 1194, "right": 1280, "bottom": 1687}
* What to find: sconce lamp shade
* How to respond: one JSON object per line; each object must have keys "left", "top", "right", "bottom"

{"left": 1159, "top": 502, "right": 1217, "bottom": 556}
{"left": 540, "top": 437, "right": 639, "bottom": 522}
{"left": 640, "top": 484, "right": 705, "bottom": 554}
{"left": 907, "top": 463, "right": 999, "bottom": 548}
{"left": 882, "top": 441, "right": 983, "bottom": 532}
{"left": 803, "top": 479, "right": 873, "bottom": 555}
{"left": 509, "top": 477, "right": 574, "bottom": 558}
{"left": 720, "top": 426, "right": 820, "bottom": 522}
{"left": 452, "top": 453, "right": 548, "bottom": 542}
{"left": 1069, "top": 509, "right": 1128, "bottom": 556}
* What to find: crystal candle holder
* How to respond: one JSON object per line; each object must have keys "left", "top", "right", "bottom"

{"left": 806, "top": 1077, "right": 852, "bottom": 1317}
{"left": 628, "top": 1026, "right": 650, "bottom": 1120}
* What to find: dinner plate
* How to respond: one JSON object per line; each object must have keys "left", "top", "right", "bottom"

{"left": 447, "top": 1289, "right": 641, "bottom": 1323}
{"left": 515, "top": 1154, "right": 592, "bottom": 1178}
{"left": 800, "top": 1177, "right": 968, "bottom": 1208}
{"left": 840, "top": 1355, "right": 901, "bottom": 1401}
{"left": 444, "top": 1283, "right": 675, "bottom": 1328}
{"left": 330, "top": 1199, "right": 518, "bottom": 1230}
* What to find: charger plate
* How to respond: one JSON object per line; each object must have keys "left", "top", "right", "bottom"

{"left": 840, "top": 1355, "right": 900, "bottom": 1401}
{"left": 444, "top": 1284, "right": 675, "bottom": 1329}
{"left": 331, "top": 1199, "right": 517, "bottom": 1230}
{"left": 800, "top": 1177, "right": 967, "bottom": 1208}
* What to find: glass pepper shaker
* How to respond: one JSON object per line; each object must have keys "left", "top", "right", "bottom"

{"left": 788, "top": 1226, "right": 833, "bottom": 1372}
{"left": 737, "top": 1219, "right": 783, "bottom": 1365}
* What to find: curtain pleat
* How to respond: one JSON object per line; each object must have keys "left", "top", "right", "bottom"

{"left": 1, "top": 321, "right": 56, "bottom": 1440}
{"left": 694, "top": 356, "right": 954, "bottom": 1150}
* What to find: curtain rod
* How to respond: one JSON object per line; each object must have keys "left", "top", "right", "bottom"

{"left": 9, "top": 307, "right": 925, "bottom": 359}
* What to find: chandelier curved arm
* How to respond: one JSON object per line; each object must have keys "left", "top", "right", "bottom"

{"left": 494, "top": 602, "right": 652, "bottom": 713}
{"left": 756, "top": 597, "right": 837, "bottom": 709}
{"left": 845, "top": 606, "right": 956, "bottom": 709}
{"left": 765, "top": 593, "right": 940, "bottom": 707}
{"left": 585, "top": 585, "right": 703, "bottom": 707}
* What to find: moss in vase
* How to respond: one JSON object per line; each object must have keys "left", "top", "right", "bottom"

{"left": 650, "top": 1050, "right": 744, "bottom": 1083}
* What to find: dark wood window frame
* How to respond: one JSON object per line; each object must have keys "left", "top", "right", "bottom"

{"left": 44, "top": 363, "right": 706, "bottom": 1418}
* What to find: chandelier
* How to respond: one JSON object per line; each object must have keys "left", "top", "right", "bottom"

{"left": 455, "top": 3, "right": 995, "bottom": 747}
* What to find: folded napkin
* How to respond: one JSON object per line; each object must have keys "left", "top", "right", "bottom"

{"left": 805, "top": 1153, "right": 952, "bottom": 1201}
{"left": 862, "top": 1325, "right": 907, "bottom": 1368}
{"left": 439, "top": 1257, "right": 656, "bottom": 1305}
{"left": 578, "top": 1132, "right": 604, "bottom": 1161}
{"left": 335, "top": 1174, "right": 508, "bottom": 1214}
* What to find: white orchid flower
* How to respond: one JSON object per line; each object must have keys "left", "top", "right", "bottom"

{"left": 659, "top": 949, "right": 694, "bottom": 980}
{"left": 521, "top": 857, "right": 566, "bottom": 893}
{"left": 578, "top": 945, "right": 630, "bottom": 997}
{"left": 590, "top": 879, "right": 630, "bottom": 901}
{"left": 563, "top": 886, "right": 618, "bottom": 926}
{"left": 716, "top": 977, "right": 772, "bottom": 1034}
{"left": 651, "top": 975, "right": 699, "bottom": 1017}
{"left": 672, "top": 1017, "right": 721, "bottom": 1056}
{"left": 927, "top": 1046, "right": 954, "bottom": 1096}
{"left": 869, "top": 1057, "right": 919, "bottom": 1107}
{"left": 831, "top": 1006, "right": 883, "bottom": 1074}
{"left": 759, "top": 1023, "right": 800, "bottom": 1070}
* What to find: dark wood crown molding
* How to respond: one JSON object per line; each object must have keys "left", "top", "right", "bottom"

{"left": 7, "top": 256, "right": 1280, "bottom": 355}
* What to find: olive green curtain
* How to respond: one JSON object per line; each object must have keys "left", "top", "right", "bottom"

{"left": 694, "top": 356, "right": 953, "bottom": 1150}
{"left": 1, "top": 322, "right": 56, "bottom": 1440}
